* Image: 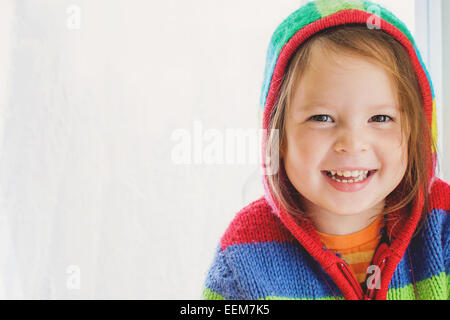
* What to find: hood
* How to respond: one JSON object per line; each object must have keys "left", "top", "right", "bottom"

{"left": 259, "top": 0, "right": 438, "bottom": 299}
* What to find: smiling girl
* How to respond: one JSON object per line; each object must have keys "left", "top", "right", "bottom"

{"left": 203, "top": 0, "right": 449, "bottom": 300}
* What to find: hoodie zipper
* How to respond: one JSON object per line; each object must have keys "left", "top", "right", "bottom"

{"left": 337, "top": 262, "right": 364, "bottom": 300}
{"left": 365, "top": 258, "right": 386, "bottom": 300}
{"left": 337, "top": 258, "right": 386, "bottom": 300}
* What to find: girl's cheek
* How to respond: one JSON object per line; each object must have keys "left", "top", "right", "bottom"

{"left": 374, "top": 129, "right": 405, "bottom": 148}
{"left": 287, "top": 134, "right": 323, "bottom": 156}
{"left": 292, "top": 129, "right": 334, "bottom": 146}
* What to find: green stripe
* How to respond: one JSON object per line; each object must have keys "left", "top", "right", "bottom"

{"left": 260, "top": 295, "right": 345, "bottom": 300}
{"left": 202, "top": 287, "right": 225, "bottom": 300}
{"left": 386, "top": 272, "right": 448, "bottom": 300}
{"left": 204, "top": 273, "right": 448, "bottom": 300}
{"left": 363, "top": 0, "right": 415, "bottom": 43}
{"left": 203, "top": 287, "right": 345, "bottom": 300}
{"left": 260, "top": 1, "right": 321, "bottom": 108}
{"left": 315, "top": 0, "right": 364, "bottom": 17}
{"left": 269, "top": 1, "right": 321, "bottom": 49}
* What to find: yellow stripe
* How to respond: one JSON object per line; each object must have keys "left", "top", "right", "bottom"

{"left": 340, "top": 250, "right": 375, "bottom": 264}
{"left": 355, "top": 273, "right": 367, "bottom": 284}
{"left": 431, "top": 99, "right": 437, "bottom": 153}
{"left": 348, "top": 262, "right": 371, "bottom": 275}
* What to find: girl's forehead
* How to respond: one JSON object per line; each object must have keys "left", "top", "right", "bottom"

{"left": 306, "top": 41, "right": 363, "bottom": 70}
{"left": 295, "top": 102, "right": 400, "bottom": 115}
{"left": 293, "top": 53, "right": 398, "bottom": 110}
{"left": 305, "top": 42, "right": 393, "bottom": 84}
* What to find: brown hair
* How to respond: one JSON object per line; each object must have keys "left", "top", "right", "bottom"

{"left": 264, "top": 25, "right": 439, "bottom": 239}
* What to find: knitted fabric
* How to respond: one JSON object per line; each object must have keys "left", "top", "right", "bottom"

{"left": 203, "top": 0, "right": 449, "bottom": 300}
{"left": 203, "top": 181, "right": 448, "bottom": 300}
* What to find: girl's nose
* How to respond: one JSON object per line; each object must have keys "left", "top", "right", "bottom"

{"left": 334, "top": 128, "right": 368, "bottom": 154}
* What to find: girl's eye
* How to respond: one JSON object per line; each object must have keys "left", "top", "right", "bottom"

{"left": 370, "top": 115, "right": 393, "bottom": 123}
{"left": 309, "top": 115, "right": 394, "bottom": 123}
{"left": 309, "top": 115, "right": 332, "bottom": 122}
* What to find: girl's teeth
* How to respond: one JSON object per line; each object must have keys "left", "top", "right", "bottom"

{"left": 329, "top": 170, "right": 369, "bottom": 178}
{"left": 327, "top": 170, "right": 370, "bottom": 183}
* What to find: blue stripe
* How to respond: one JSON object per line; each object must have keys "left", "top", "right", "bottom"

{"left": 412, "top": 42, "right": 435, "bottom": 99}
{"left": 224, "top": 241, "right": 342, "bottom": 299}
{"left": 389, "top": 209, "right": 448, "bottom": 289}
{"left": 204, "top": 245, "right": 243, "bottom": 299}
{"left": 205, "top": 210, "right": 448, "bottom": 298}
{"left": 260, "top": 43, "right": 277, "bottom": 109}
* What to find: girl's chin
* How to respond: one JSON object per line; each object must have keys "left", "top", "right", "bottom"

{"left": 321, "top": 201, "right": 371, "bottom": 216}
{"left": 328, "top": 210, "right": 367, "bottom": 217}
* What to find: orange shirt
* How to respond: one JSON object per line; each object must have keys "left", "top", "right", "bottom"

{"left": 316, "top": 215, "right": 384, "bottom": 288}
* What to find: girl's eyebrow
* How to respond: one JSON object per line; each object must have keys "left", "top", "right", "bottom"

{"left": 300, "top": 103, "right": 399, "bottom": 111}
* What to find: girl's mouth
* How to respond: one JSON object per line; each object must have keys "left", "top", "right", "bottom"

{"left": 321, "top": 170, "right": 378, "bottom": 192}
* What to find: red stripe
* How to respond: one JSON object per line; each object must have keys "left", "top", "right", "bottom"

{"left": 220, "top": 197, "right": 296, "bottom": 250}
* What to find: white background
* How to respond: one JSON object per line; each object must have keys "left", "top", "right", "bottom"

{"left": 0, "top": 0, "right": 445, "bottom": 299}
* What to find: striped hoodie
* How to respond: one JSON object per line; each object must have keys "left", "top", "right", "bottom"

{"left": 202, "top": 0, "right": 449, "bottom": 300}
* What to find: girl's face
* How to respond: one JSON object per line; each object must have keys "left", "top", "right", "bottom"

{"left": 284, "top": 44, "right": 408, "bottom": 218}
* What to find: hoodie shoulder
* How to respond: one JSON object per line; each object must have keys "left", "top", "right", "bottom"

{"left": 429, "top": 177, "right": 450, "bottom": 212}
{"left": 427, "top": 178, "right": 450, "bottom": 279}
{"left": 219, "top": 196, "right": 296, "bottom": 251}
